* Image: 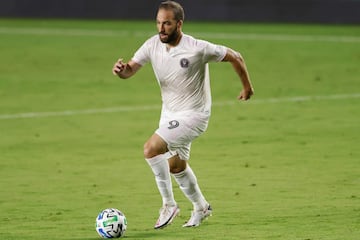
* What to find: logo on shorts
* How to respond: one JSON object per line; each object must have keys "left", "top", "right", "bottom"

{"left": 180, "top": 58, "right": 190, "bottom": 68}
{"left": 168, "top": 120, "right": 180, "bottom": 129}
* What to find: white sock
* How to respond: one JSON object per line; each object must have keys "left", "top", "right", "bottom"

{"left": 146, "top": 153, "right": 176, "bottom": 207}
{"left": 173, "top": 165, "right": 208, "bottom": 211}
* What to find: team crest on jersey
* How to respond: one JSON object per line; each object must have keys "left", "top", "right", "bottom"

{"left": 180, "top": 58, "right": 190, "bottom": 68}
{"left": 168, "top": 120, "right": 180, "bottom": 129}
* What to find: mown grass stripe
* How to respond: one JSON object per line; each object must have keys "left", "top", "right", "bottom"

{"left": 0, "top": 27, "right": 359, "bottom": 43}
{"left": 0, "top": 93, "right": 359, "bottom": 120}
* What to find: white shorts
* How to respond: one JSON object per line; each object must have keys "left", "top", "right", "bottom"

{"left": 155, "top": 110, "right": 210, "bottom": 160}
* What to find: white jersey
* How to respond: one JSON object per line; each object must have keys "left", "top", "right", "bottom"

{"left": 132, "top": 34, "right": 227, "bottom": 114}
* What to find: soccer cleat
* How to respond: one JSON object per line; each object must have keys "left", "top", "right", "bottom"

{"left": 183, "top": 204, "right": 212, "bottom": 227}
{"left": 154, "top": 204, "right": 180, "bottom": 229}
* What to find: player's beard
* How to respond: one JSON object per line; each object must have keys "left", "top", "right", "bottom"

{"left": 159, "top": 28, "right": 180, "bottom": 44}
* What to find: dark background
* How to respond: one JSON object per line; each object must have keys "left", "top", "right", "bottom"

{"left": 0, "top": 0, "right": 359, "bottom": 24}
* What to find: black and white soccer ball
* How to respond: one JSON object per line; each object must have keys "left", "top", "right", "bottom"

{"left": 95, "top": 208, "right": 127, "bottom": 238}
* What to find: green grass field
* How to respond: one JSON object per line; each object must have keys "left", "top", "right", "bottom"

{"left": 0, "top": 19, "right": 359, "bottom": 240}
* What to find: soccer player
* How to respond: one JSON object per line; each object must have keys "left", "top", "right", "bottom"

{"left": 112, "top": 0, "right": 254, "bottom": 229}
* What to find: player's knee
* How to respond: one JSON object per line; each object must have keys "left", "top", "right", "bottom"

{"left": 143, "top": 142, "right": 154, "bottom": 159}
{"left": 143, "top": 141, "right": 164, "bottom": 159}
{"left": 168, "top": 157, "right": 187, "bottom": 174}
{"left": 169, "top": 165, "right": 185, "bottom": 174}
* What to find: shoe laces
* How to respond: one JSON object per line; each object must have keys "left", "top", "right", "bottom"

{"left": 159, "top": 204, "right": 173, "bottom": 215}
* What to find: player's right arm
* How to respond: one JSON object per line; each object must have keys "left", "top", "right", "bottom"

{"left": 112, "top": 58, "right": 142, "bottom": 79}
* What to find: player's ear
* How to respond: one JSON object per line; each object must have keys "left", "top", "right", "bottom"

{"left": 177, "top": 20, "right": 183, "bottom": 29}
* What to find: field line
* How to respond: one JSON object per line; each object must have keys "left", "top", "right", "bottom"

{"left": 0, "top": 93, "right": 359, "bottom": 120}
{"left": 0, "top": 27, "right": 359, "bottom": 43}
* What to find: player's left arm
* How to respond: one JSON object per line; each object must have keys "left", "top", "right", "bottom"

{"left": 222, "top": 48, "right": 254, "bottom": 100}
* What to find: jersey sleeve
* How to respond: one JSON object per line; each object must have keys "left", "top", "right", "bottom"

{"left": 131, "top": 38, "right": 152, "bottom": 66}
{"left": 201, "top": 41, "right": 227, "bottom": 63}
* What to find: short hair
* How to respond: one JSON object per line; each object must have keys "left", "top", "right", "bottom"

{"left": 158, "top": 1, "right": 185, "bottom": 21}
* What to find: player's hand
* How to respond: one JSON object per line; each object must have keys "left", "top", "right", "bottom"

{"left": 112, "top": 58, "right": 126, "bottom": 75}
{"left": 238, "top": 87, "right": 254, "bottom": 101}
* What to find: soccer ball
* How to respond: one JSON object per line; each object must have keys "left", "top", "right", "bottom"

{"left": 95, "top": 208, "right": 127, "bottom": 238}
